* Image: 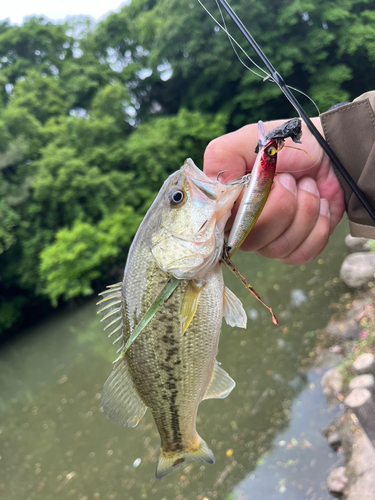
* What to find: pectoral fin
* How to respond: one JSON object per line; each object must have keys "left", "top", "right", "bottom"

{"left": 223, "top": 286, "right": 247, "bottom": 328}
{"left": 180, "top": 281, "right": 205, "bottom": 334}
{"left": 203, "top": 362, "right": 235, "bottom": 400}
{"left": 101, "top": 359, "right": 147, "bottom": 428}
{"left": 123, "top": 276, "right": 181, "bottom": 353}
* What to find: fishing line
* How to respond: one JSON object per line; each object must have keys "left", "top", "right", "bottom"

{"left": 215, "top": 0, "right": 375, "bottom": 222}
{"left": 213, "top": 0, "right": 321, "bottom": 115}
{"left": 213, "top": 0, "right": 267, "bottom": 79}
{"left": 198, "top": 0, "right": 325, "bottom": 178}
{"left": 197, "top": 0, "right": 321, "bottom": 116}
{"left": 196, "top": 0, "right": 267, "bottom": 80}
{"left": 286, "top": 86, "right": 320, "bottom": 116}
{"left": 197, "top": 0, "right": 375, "bottom": 220}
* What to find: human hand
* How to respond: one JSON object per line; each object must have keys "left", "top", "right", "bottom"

{"left": 204, "top": 118, "right": 345, "bottom": 265}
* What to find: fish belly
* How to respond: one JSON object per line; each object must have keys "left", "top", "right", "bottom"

{"left": 127, "top": 262, "right": 224, "bottom": 454}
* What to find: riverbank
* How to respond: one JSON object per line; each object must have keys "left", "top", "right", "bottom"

{"left": 316, "top": 244, "right": 375, "bottom": 499}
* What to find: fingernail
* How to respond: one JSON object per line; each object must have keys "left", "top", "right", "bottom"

{"left": 320, "top": 198, "right": 330, "bottom": 217}
{"left": 279, "top": 173, "right": 297, "bottom": 195}
{"left": 298, "top": 177, "right": 319, "bottom": 196}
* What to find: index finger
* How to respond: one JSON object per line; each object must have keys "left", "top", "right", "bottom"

{"left": 203, "top": 123, "right": 258, "bottom": 182}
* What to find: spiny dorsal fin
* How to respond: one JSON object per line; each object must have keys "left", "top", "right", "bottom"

{"left": 101, "top": 359, "right": 147, "bottom": 428}
{"left": 223, "top": 286, "right": 247, "bottom": 328}
{"left": 203, "top": 362, "right": 235, "bottom": 400}
{"left": 180, "top": 281, "right": 205, "bottom": 334}
{"left": 97, "top": 282, "right": 125, "bottom": 350}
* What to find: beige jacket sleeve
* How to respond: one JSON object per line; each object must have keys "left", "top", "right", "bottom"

{"left": 320, "top": 91, "right": 375, "bottom": 239}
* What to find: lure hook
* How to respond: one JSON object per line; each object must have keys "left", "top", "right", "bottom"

{"left": 216, "top": 170, "right": 227, "bottom": 181}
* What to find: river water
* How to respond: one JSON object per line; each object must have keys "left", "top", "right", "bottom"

{"left": 0, "top": 221, "right": 350, "bottom": 500}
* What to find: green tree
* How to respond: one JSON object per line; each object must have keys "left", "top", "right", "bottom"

{"left": 1, "top": 0, "right": 375, "bottom": 336}
{"left": 39, "top": 207, "right": 141, "bottom": 305}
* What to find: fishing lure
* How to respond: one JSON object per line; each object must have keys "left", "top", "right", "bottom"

{"left": 226, "top": 118, "right": 302, "bottom": 258}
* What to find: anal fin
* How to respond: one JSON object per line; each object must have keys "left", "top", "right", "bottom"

{"left": 101, "top": 359, "right": 147, "bottom": 428}
{"left": 223, "top": 286, "right": 247, "bottom": 328}
{"left": 203, "top": 361, "right": 235, "bottom": 400}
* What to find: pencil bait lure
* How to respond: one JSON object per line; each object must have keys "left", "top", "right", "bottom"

{"left": 227, "top": 118, "right": 302, "bottom": 257}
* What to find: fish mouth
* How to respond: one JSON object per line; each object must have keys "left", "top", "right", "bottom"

{"left": 190, "top": 178, "right": 218, "bottom": 200}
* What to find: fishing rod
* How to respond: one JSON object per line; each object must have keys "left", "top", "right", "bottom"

{"left": 217, "top": 0, "right": 375, "bottom": 222}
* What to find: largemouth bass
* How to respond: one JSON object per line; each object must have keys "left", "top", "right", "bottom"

{"left": 98, "top": 159, "right": 247, "bottom": 479}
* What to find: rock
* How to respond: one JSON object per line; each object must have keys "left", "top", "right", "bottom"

{"left": 326, "top": 317, "right": 362, "bottom": 341}
{"left": 346, "top": 298, "right": 368, "bottom": 319}
{"left": 330, "top": 345, "right": 344, "bottom": 354}
{"left": 349, "top": 374, "right": 375, "bottom": 395}
{"left": 345, "top": 388, "right": 375, "bottom": 446}
{"left": 327, "top": 431, "right": 341, "bottom": 450}
{"left": 327, "top": 466, "right": 348, "bottom": 495}
{"left": 322, "top": 417, "right": 343, "bottom": 436}
{"left": 353, "top": 353, "right": 375, "bottom": 376}
{"left": 321, "top": 367, "right": 343, "bottom": 397}
{"left": 345, "top": 429, "right": 375, "bottom": 500}
{"left": 322, "top": 417, "right": 343, "bottom": 450}
{"left": 345, "top": 234, "right": 371, "bottom": 253}
{"left": 340, "top": 252, "right": 375, "bottom": 288}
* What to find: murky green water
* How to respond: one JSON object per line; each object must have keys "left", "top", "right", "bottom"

{"left": 0, "top": 222, "right": 350, "bottom": 500}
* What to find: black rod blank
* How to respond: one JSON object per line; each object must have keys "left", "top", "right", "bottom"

{"left": 218, "top": 0, "right": 375, "bottom": 222}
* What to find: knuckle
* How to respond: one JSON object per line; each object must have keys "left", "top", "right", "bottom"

{"left": 280, "top": 216, "right": 330, "bottom": 265}
{"left": 258, "top": 233, "right": 293, "bottom": 260}
{"left": 204, "top": 137, "right": 226, "bottom": 162}
{"left": 299, "top": 194, "right": 320, "bottom": 223}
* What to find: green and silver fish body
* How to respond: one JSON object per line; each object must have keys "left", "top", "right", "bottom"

{"left": 98, "top": 159, "right": 247, "bottom": 479}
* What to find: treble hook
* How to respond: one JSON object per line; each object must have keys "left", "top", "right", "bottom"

{"left": 216, "top": 170, "right": 227, "bottom": 181}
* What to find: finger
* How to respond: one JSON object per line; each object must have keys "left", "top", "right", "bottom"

{"left": 203, "top": 118, "right": 324, "bottom": 182}
{"left": 238, "top": 173, "right": 298, "bottom": 252}
{"left": 315, "top": 165, "right": 346, "bottom": 234}
{"left": 279, "top": 198, "right": 331, "bottom": 265}
{"left": 204, "top": 124, "right": 258, "bottom": 182}
{"left": 256, "top": 177, "right": 321, "bottom": 259}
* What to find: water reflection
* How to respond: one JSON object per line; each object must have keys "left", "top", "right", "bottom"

{"left": 0, "top": 221, "right": 349, "bottom": 499}
{"left": 233, "top": 370, "right": 341, "bottom": 500}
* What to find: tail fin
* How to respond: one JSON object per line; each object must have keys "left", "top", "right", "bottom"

{"left": 156, "top": 437, "right": 215, "bottom": 480}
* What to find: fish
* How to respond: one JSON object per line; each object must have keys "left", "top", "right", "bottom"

{"left": 98, "top": 159, "right": 247, "bottom": 479}
{"left": 227, "top": 118, "right": 302, "bottom": 257}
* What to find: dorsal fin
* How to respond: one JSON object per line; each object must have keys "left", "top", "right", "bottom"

{"left": 98, "top": 282, "right": 147, "bottom": 427}
{"left": 97, "top": 282, "right": 125, "bottom": 351}
{"left": 203, "top": 362, "right": 235, "bottom": 400}
{"left": 101, "top": 359, "right": 147, "bottom": 427}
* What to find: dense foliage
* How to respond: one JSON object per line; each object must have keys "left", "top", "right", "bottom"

{"left": 1, "top": 0, "right": 375, "bottom": 335}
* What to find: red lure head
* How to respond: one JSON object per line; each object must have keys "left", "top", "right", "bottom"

{"left": 259, "top": 137, "right": 284, "bottom": 171}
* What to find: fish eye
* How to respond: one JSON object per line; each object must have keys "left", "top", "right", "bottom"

{"left": 267, "top": 146, "right": 277, "bottom": 156}
{"left": 168, "top": 188, "right": 185, "bottom": 206}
